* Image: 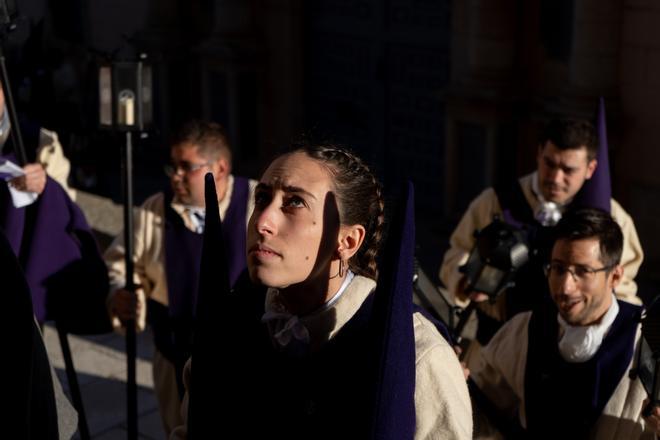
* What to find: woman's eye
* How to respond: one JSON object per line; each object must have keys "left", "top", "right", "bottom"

{"left": 284, "top": 196, "right": 306, "bottom": 209}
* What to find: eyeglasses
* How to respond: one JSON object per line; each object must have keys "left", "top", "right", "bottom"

{"left": 164, "top": 161, "right": 212, "bottom": 177}
{"left": 544, "top": 262, "right": 614, "bottom": 283}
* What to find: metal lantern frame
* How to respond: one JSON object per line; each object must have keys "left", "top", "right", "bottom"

{"left": 98, "top": 55, "right": 152, "bottom": 440}
{"left": 98, "top": 57, "right": 152, "bottom": 132}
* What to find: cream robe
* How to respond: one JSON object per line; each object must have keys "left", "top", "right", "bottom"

{"left": 471, "top": 311, "right": 655, "bottom": 440}
{"left": 170, "top": 275, "right": 474, "bottom": 440}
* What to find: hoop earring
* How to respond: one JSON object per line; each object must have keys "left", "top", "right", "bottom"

{"left": 339, "top": 259, "right": 346, "bottom": 278}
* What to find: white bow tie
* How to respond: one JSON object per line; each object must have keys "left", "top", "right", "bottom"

{"left": 535, "top": 201, "right": 563, "bottom": 226}
{"left": 557, "top": 295, "right": 619, "bottom": 362}
{"left": 531, "top": 172, "right": 565, "bottom": 226}
{"left": 261, "top": 308, "right": 310, "bottom": 347}
{"left": 261, "top": 271, "right": 354, "bottom": 349}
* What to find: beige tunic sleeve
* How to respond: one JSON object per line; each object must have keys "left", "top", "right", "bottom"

{"left": 470, "top": 312, "right": 531, "bottom": 435}
{"left": 36, "top": 128, "right": 74, "bottom": 198}
{"left": 413, "top": 312, "right": 473, "bottom": 439}
{"left": 610, "top": 199, "right": 644, "bottom": 303}
{"left": 103, "top": 192, "right": 167, "bottom": 330}
{"left": 591, "top": 327, "right": 655, "bottom": 440}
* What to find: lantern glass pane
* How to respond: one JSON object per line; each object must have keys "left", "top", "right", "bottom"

{"left": 99, "top": 67, "right": 113, "bottom": 126}
{"left": 140, "top": 65, "right": 152, "bottom": 126}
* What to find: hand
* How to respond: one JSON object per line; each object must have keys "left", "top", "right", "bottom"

{"left": 460, "top": 361, "right": 470, "bottom": 380}
{"left": 642, "top": 398, "right": 660, "bottom": 434}
{"left": 453, "top": 345, "right": 470, "bottom": 379}
{"left": 468, "top": 291, "right": 490, "bottom": 303}
{"left": 9, "top": 163, "right": 46, "bottom": 194}
{"left": 110, "top": 287, "right": 145, "bottom": 322}
{"left": 457, "top": 276, "right": 489, "bottom": 303}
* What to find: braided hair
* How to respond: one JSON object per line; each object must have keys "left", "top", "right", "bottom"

{"left": 295, "top": 145, "right": 385, "bottom": 280}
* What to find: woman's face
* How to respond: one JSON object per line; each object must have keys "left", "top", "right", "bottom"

{"left": 247, "top": 152, "right": 341, "bottom": 289}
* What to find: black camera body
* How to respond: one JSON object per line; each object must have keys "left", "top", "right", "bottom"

{"left": 460, "top": 216, "right": 529, "bottom": 299}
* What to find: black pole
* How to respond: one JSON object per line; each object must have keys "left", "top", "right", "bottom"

{"left": 122, "top": 131, "right": 138, "bottom": 440}
{"left": 56, "top": 326, "right": 91, "bottom": 440}
{"left": 453, "top": 301, "right": 477, "bottom": 344}
{"left": 0, "top": 44, "right": 26, "bottom": 165}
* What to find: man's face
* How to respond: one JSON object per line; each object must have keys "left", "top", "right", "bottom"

{"left": 169, "top": 143, "right": 220, "bottom": 207}
{"left": 548, "top": 238, "right": 622, "bottom": 326}
{"left": 536, "top": 141, "right": 597, "bottom": 205}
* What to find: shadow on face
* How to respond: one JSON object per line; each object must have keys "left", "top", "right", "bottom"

{"left": 247, "top": 153, "right": 350, "bottom": 314}
{"left": 310, "top": 190, "right": 341, "bottom": 291}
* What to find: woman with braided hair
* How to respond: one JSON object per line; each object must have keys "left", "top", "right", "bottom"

{"left": 171, "top": 145, "right": 472, "bottom": 439}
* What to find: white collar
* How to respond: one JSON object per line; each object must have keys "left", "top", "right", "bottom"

{"left": 312, "top": 270, "right": 355, "bottom": 315}
{"left": 262, "top": 271, "right": 355, "bottom": 348}
{"left": 184, "top": 206, "right": 206, "bottom": 234}
{"left": 557, "top": 294, "right": 619, "bottom": 363}
{"left": 530, "top": 171, "right": 566, "bottom": 226}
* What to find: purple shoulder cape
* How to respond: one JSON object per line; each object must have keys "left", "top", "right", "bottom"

{"left": 0, "top": 174, "right": 110, "bottom": 333}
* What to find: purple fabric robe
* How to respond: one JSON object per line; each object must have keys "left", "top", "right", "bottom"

{"left": 0, "top": 171, "right": 110, "bottom": 333}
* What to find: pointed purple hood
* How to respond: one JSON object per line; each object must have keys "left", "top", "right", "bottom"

{"left": 572, "top": 98, "right": 612, "bottom": 212}
{"left": 368, "top": 181, "right": 417, "bottom": 439}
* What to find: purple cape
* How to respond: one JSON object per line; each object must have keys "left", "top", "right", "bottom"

{"left": 0, "top": 173, "right": 110, "bottom": 333}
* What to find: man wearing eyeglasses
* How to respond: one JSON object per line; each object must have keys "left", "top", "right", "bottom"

{"left": 103, "top": 120, "right": 256, "bottom": 435}
{"left": 440, "top": 119, "right": 643, "bottom": 349}
{"left": 469, "top": 208, "right": 658, "bottom": 438}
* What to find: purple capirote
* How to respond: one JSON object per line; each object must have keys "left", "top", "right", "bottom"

{"left": 368, "top": 181, "right": 417, "bottom": 439}
{"left": 572, "top": 97, "right": 612, "bottom": 212}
